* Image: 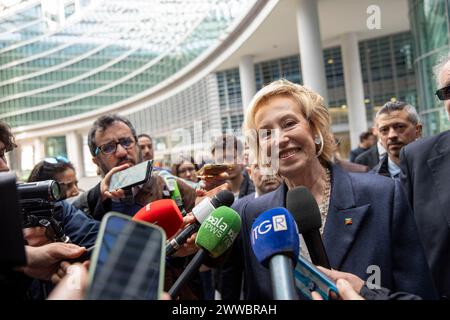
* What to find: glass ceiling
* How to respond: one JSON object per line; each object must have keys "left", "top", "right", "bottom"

{"left": 0, "top": 0, "right": 257, "bottom": 127}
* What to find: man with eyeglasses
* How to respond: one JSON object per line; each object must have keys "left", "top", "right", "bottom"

{"left": 76, "top": 114, "right": 197, "bottom": 223}
{"left": 400, "top": 55, "right": 450, "bottom": 299}
{"left": 73, "top": 113, "right": 212, "bottom": 299}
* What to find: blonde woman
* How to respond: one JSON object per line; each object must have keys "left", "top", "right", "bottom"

{"left": 222, "top": 79, "right": 436, "bottom": 300}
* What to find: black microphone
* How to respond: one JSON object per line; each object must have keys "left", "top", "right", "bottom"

{"left": 168, "top": 206, "right": 241, "bottom": 299}
{"left": 165, "top": 189, "right": 234, "bottom": 256}
{"left": 286, "top": 186, "right": 331, "bottom": 268}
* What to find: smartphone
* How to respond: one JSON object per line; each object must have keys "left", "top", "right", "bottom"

{"left": 294, "top": 255, "right": 339, "bottom": 300}
{"left": 197, "top": 164, "right": 232, "bottom": 177}
{"left": 109, "top": 160, "right": 153, "bottom": 192}
{"left": 66, "top": 246, "right": 95, "bottom": 264}
{"left": 86, "top": 212, "right": 166, "bottom": 300}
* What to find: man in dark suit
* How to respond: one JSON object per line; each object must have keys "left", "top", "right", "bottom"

{"left": 349, "top": 131, "right": 376, "bottom": 162}
{"left": 372, "top": 101, "right": 422, "bottom": 179}
{"left": 400, "top": 56, "right": 450, "bottom": 299}
{"left": 236, "top": 164, "right": 436, "bottom": 299}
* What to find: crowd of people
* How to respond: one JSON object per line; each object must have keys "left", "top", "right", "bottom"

{"left": 0, "top": 54, "right": 449, "bottom": 301}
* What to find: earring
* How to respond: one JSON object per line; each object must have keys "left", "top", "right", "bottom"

{"left": 314, "top": 135, "right": 321, "bottom": 145}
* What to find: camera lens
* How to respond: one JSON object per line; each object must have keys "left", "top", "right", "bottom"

{"left": 50, "top": 181, "right": 61, "bottom": 201}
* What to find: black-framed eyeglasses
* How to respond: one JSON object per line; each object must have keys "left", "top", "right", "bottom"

{"left": 95, "top": 137, "right": 135, "bottom": 156}
{"left": 435, "top": 85, "right": 450, "bottom": 101}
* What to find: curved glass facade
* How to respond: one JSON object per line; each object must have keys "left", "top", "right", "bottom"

{"left": 0, "top": 0, "right": 256, "bottom": 127}
{"left": 409, "top": 0, "right": 450, "bottom": 136}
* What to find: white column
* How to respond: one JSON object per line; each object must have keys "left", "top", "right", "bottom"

{"left": 295, "top": 0, "right": 328, "bottom": 104}
{"left": 341, "top": 32, "right": 367, "bottom": 149}
{"left": 33, "top": 138, "right": 45, "bottom": 164}
{"left": 66, "top": 131, "right": 85, "bottom": 178}
{"left": 239, "top": 55, "right": 256, "bottom": 113}
{"left": 7, "top": 146, "right": 21, "bottom": 172}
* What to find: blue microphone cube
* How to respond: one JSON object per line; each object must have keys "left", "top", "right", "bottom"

{"left": 250, "top": 207, "right": 300, "bottom": 268}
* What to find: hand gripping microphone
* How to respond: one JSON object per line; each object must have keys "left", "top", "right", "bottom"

{"left": 286, "top": 186, "right": 331, "bottom": 268}
{"left": 251, "top": 207, "right": 299, "bottom": 300}
{"left": 168, "top": 206, "right": 241, "bottom": 299}
{"left": 165, "top": 189, "right": 234, "bottom": 256}
{"left": 132, "top": 199, "right": 183, "bottom": 239}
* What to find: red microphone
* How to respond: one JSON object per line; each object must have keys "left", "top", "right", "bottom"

{"left": 132, "top": 199, "right": 183, "bottom": 238}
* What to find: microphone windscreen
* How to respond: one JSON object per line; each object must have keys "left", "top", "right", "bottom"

{"left": 132, "top": 199, "right": 183, "bottom": 238}
{"left": 193, "top": 189, "right": 235, "bottom": 224}
{"left": 212, "top": 190, "right": 235, "bottom": 208}
{"left": 286, "top": 186, "right": 321, "bottom": 233}
{"left": 251, "top": 207, "right": 300, "bottom": 267}
{"left": 195, "top": 206, "right": 241, "bottom": 258}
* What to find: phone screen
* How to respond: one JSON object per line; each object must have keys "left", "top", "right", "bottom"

{"left": 294, "top": 255, "right": 339, "bottom": 300}
{"left": 87, "top": 212, "right": 165, "bottom": 300}
{"left": 197, "top": 164, "right": 231, "bottom": 177}
{"left": 109, "top": 160, "right": 153, "bottom": 192}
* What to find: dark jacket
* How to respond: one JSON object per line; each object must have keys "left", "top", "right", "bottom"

{"left": 349, "top": 147, "right": 369, "bottom": 162}
{"left": 360, "top": 285, "right": 422, "bottom": 300}
{"left": 371, "top": 153, "right": 390, "bottom": 178}
{"left": 355, "top": 145, "right": 379, "bottom": 169}
{"left": 56, "top": 200, "right": 99, "bottom": 248}
{"left": 334, "top": 158, "right": 368, "bottom": 173}
{"left": 220, "top": 192, "right": 256, "bottom": 300}
{"left": 231, "top": 164, "right": 437, "bottom": 300}
{"left": 239, "top": 170, "right": 255, "bottom": 199}
{"left": 371, "top": 153, "right": 400, "bottom": 179}
{"left": 400, "top": 130, "right": 450, "bottom": 299}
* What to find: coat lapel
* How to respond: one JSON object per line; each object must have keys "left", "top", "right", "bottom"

{"left": 427, "top": 132, "right": 450, "bottom": 227}
{"left": 322, "top": 165, "right": 371, "bottom": 269}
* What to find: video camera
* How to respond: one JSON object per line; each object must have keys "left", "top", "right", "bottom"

{"left": 17, "top": 180, "right": 70, "bottom": 243}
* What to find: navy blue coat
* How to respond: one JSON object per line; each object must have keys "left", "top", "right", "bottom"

{"left": 56, "top": 200, "right": 99, "bottom": 248}
{"left": 231, "top": 164, "right": 437, "bottom": 300}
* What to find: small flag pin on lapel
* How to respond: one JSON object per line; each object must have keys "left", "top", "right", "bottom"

{"left": 345, "top": 218, "right": 352, "bottom": 225}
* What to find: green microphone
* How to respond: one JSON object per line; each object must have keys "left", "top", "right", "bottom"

{"left": 168, "top": 206, "right": 241, "bottom": 298}
{"left": 195, "top": 206, "right": 242, "bottom": 258}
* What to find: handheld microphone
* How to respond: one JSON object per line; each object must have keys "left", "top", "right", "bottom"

{"left": 251, "top": 207, "right": 299, "bottom": 300}
{"left": 168, "top": 206, "right": 241, "bottom": 298}
{"left": 165, "top": 190, "right": 234, "bottom": 255}
{"left": 286, "top": 186, "right": 330, "bottom": 268}
{"left": 132, "top": 199, "right": 183, "bottom": 239}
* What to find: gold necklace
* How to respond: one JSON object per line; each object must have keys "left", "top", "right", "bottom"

{"left": 319, "top": 167, "right": 331, "bottom": 235}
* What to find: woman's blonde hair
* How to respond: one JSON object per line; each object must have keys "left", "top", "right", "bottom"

{"left": 243, "top": 79, "right": 335, "bottom": 166}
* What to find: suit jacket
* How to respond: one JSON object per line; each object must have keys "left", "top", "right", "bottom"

{"left": 232, "top": 164, "right": 437, "bottom": 300}
{"left": 220, "top": 192, "right": 255, "bottom": 300}
{"left": 355, "top": 145, "right": 379, "bottom": 169}
{"left": 370, "top": 153, "right": 400, "bottom": 179}
{"left": 400, "top": 130, "right": 450, "bottom": 299}
{"left": 239, "top": 171, "right": 255, "bottom": 199}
